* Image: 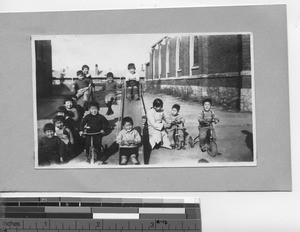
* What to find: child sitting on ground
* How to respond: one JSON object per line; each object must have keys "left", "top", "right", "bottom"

{"left": 116, "top": 116, "right": 141, "bottom": 165}
{"left": 53, "top": 116, "right": 74, "bottom": 162}
{"left": 72, "top": 70, "right": 94, "bottom": 110}
{"left": 198, "top": 98, "right": 220, "bottom": 152}
{"left": 102, "top": 72, "right": 123, "bottom": 115}
{"left": 166, "top": 104, "right": 186, "bottom": 149}
{"left": 125, "top": 63, "right": 140, "bottom": 101}
{"left": 38, "top": 123, "right": 63, "bottom": 166}
{"left": 79, "top": 101, "right": 109, "bottom": 164}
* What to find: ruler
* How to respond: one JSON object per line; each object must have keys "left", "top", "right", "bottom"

{"left": 0, "top": 197, "right": 201, "bottom": 231}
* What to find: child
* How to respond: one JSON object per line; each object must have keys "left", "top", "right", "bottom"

{"left": 125, "top": 63, "right": 140, "bottom": 100}
{"left": 79, "top": 101, "right": 109, "bottom": 164}
{"left": 167, "top": 104, "right": 186, "bottom": 148}
{"left": 38, "top": 123, "right": 63, "bottom": 166}
{"left": 64, "top": 96, "right": 79, "bottom": 122}
{"left": 82, "top": 64, "right": 92, "bottom": 80}
{"left": 53, "top": 116, "right": 74, "bottom": 162}
{"left": 56, "top": 106, "right": 76, "bottom": 134}
{"left": 198, "top": 98, "right": 219, "bottom": 151}
{"left": 102, "top": 72, "right": 122, "bottom": 115}
{"left": 72, "top": 70, "right": 94, "bottom": 110}
{"left": 147, "top": 98, "right": 172, "bottom": 150}
{"left": 116, "top": 116, "right": 141, "bottom": 165}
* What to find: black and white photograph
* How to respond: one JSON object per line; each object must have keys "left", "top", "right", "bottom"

{"left": 33, "top": 33, "right": 255, "bottom": 168}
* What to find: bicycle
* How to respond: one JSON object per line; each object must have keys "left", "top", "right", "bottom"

{"left": 82, "top": 130, "right": 106, "bottom": 164}
{"left": 188, "top": 120, "right": 219, "bottom": 157}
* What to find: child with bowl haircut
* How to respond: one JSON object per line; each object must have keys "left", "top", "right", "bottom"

{"left": 147, "top": 98, "right": 172, "bottom": 150}
{"left": 79, "top": 101, "right": 109, "bottom": 163}
{"left": 167, "top": 104, "right": 186, "bottom": 148}
{"left": 116, "top": 116, "right": 141, "bottom": 165}
{"left": 198, "top": 98, "right": 219, "bottom": 151}
{"left": 102, "top": 72, "right": 123, "bottom": 115}
{"left": 38, "top": 123, "right": 63, "bottom": 166}
{"left": 53, "top": 115, "right": 74, "bottom": 162}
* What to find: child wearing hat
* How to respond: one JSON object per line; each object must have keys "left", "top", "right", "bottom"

{"left": 125, "top": 63, "right": 140, "bottom": 101}
{"left": 102, "top": 72, "right": 123, "bottom": 115}
{"left": 79, "top": 101, "right": 109, "bottom": 164}
{"left": 198, "top": 98, "right": 220, "bottom": 151}
{"left": 116, "top": 116, "right": 141, "bottom": 165}
{"left": 38, "top": 123, "right": 63, "bottom": 166}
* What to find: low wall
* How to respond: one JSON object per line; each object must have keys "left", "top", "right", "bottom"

{"left": 145, "top": 75, "right": 252, "bottom": 112}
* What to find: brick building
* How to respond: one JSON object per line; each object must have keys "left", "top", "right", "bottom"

{"left": 145, "top": 34, "right": 252, "bottom": 111}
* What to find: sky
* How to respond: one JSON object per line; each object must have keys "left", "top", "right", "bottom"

{"left": 45, "top": 34, "right": 166, "bottom": 77}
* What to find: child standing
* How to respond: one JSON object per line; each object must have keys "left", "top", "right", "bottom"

{"left": 147, "top": 98, "right": 172, "bottom": 150}
{"left": 125, "top": 63, "right": 140, "bottom": 100}
{"left": 102, "top": 72, "right": 123, "bottom": 115}
{"left": 198, "top": 98, "right": 219, "bottom": 151}
{"left": 166, "top": 104, "right": 186, "bottom": 148}
{"left": 79, "top": 101, "right": 109, "bottom": 164}
{"left": 72, "top": 70, "right": 94, "bottom": 110}
{"left": 116, "top": 117, "right": 141, "bottom": 165}
{"left": 38, "top": 123, "right": 63, "bottom": 166}
{"left": 53, "top": 116, "right": 74, "bottom": 162}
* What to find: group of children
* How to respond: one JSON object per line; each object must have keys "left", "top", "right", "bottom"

{"left": 38, "top": 62, "right": 220, "bottom": 166}
{"left": 147, "top": 98, "right": 220, "bottom": 152}
{"left": 38, "top": 63, "right": 141, "bottom": 166}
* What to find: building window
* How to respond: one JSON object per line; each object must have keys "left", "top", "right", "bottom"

{"left": 152, "top": 49, "right": 156, "bottom": 79}
{"left": 158, "top": 44, "right": 162, "bottom": 79}
{"left": 166, "top": 39, "right": 170, "bottom": 77}
{"left": 176, "top": 37, "right": 181, "bottom": 77}
{"left": 193, "top": 36, "right": 200, "bottom": 66}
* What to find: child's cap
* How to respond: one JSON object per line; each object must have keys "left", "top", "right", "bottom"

{"left": 106, "top": 72, "right": 114, "bottom": 78}
{"left": 172, "top": 104, "right": 180, "bottom": 111}
{"left": 153, "top": 98, "right": 163, "bottom": 108}
{"left": 202, "top": 98, "right": 212, "bottom": 105}
{"left": 127, "top": 63, "right": 136, "bottom": 70}
{"left": 64, "top": 95, "right": 74, "bottom": 104}
{"left": 82, "top": 64, "right": 90, "bottom": 70}
{"left": 122, "top": 116, "right": 133, "bottom": 126}
{"left": 56, "top": 106, "right": 75, "bottom": 117}
{"left": 89, "top": 101, "right": 100, "bottom": 110}
{"left": 76, "top": 70, "right": 84, "bottom": 76}
{"left": 43, "top": 123, "right": 55, "bottom": 132}
{"left": 52, "top": 115, "right": 65, "bottom": 124}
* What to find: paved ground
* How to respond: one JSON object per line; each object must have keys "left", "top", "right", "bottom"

{"left": 36, "top": 90, "right": 254, "bottom": 168}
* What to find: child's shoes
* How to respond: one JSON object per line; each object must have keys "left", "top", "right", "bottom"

{"left": 130, "top": 154, "right": 140, "bottom": 165}
{"left": 133, "top": 94, "right": 139, "bottom": 101}
{"left": 120, "top": 156, "right": 128, "bottom": 165}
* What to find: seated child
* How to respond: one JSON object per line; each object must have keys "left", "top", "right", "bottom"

{"left": 53, "top": 116, "right": 74, "bottom": 162}
{"left": 198, "top": 98, "right": 220, "bottom": 151}
{"left": 147, "top": 98, "right": 172, "bottom": 150}
{"left": 38, "top": 123, "right": 63, "bottom": 166}
{"left": 64, "top": 96, "right": 79, "bottom": 122}
{"left": 56, "top": 106, "right": 76, "bottom": 134}
{"left": 82, "top": 64, "right": 93, "bottom": 82}
{"left": 102, "top": 72, "right": 123, "bottom": 115}
{"left": 116, "top": 116, "right": 141, "bottom": 165}
{"left": 166, "top": 104, "right": 186, "bottom": 148}
{"left": 79, "top": 101, "right": 109, "bottom": 164}
{"left": 125, "top": 63, "right": 140, "bottom": 101}
{"left": 72, "top": 70, "right": 94, "bottom": 110}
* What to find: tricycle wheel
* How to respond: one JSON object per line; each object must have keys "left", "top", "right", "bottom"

{"left": 207, "top": 141, "right": 218, "bottom": 157}
{"left": 175, "top": 137, "right": 181, "bottom": 150}
{"left": 188, "top": 136, "right": 194, "bottom": 148}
